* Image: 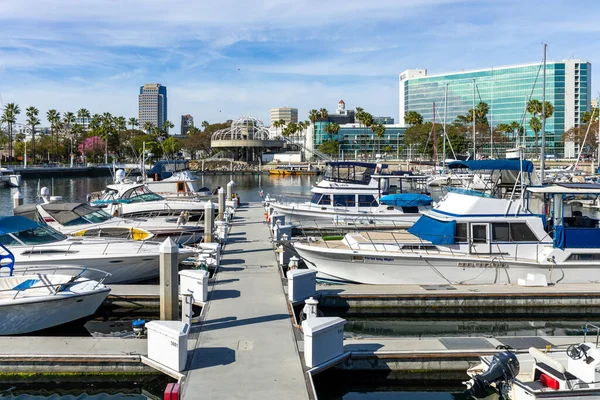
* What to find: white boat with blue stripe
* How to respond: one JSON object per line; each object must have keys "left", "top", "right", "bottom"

{"left": 294, "top": 160, "right": 600, "bottom": 285}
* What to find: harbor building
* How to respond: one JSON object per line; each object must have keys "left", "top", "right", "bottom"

{"left": 399, "top": 60, "right": 592, "bottom": 158}
{"left": 181, "top": 114, "right": 194, "bottom": 135}
{"left": 270, "top": 107, "right": 298, "bottom": 125}
{"left": 139, "top": 83, "right": 168, "bottom": 129}
{"left": 374, "top": 116, "right": 395, "bottom": 125}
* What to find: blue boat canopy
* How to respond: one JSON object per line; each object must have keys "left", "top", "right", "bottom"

{"left": 447, "top": 159, "right": 534, "bottom": 173}
{"left": 407, "top": 215, "right": 456, "bottom": 245}
{"left": 379, "top": 193, "right": 433, "bottom": 207}
{"left": 0, "top": 216, "right": 41, "bottom": 235}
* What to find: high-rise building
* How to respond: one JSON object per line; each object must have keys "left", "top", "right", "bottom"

{"left": 270, "top": 107, "right": 298, "bottom": 125}
{"left": 181, "top": 114, "right": 194, "bottom": 135}
{"left": 139, "top": 83, "right": 167, "bottom": 129}
{"left": 399, "top": 61, "right": 592, "bottom": 157}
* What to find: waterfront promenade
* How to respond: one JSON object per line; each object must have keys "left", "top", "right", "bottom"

{"left": 183, "top": 203, "right": 309, "bottom": 400}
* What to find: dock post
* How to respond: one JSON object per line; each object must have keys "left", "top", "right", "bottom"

{"left": 181, "top": 293, "right": 193, "bottom": 327}
{"left": 159, "top": 238, "right": 179, "bottom": 321}
{"left": 204, "top": 200, "right": 215, "bottom": 243}
{"left": 218, "top": 187, "right": 225, "bottom": 220}
{"left": 12, "top": 191, "right": 23, "bottom": 209}
{"left": 227, "top": 180, "right": 235, "bottom": 201}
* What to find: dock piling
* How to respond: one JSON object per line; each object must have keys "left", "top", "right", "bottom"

{"left": 12, "top": 191, "right": 23, "bottom": 209}
{"left": 227, "top": 180, "right": 235, "bottom": 201}
{"left": 159, "top": 238, "right": 179, "bottom": 321}
{"left": 218, "top": 187, "right": 225, "bottom": 220}
{"left": 204, "top": 200, "right": 214, "bottom": 243}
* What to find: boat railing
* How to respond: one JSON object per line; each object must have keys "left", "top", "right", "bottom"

{"left": 8, "top": 266, "right": 111, "bottom": 296}
{"left": 583, "top": 323, "right": 600, "bottom": 347}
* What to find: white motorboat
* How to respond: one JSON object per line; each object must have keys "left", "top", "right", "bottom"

{"left": 293, "top": 160, "right": 600, "bottom": 285}
{"left": 0, "top": 244, "right": 111, "bottom": 335}
{"left": 265, "top": 161, "right": 433, "bottom": 227}
{"left": 91, "top": 182, "right": 210, "bottom": 221}
{"left": 0, "top": 167, "right": 20, "bottom": 188}
{"left": 465, "top": 327, "right": 600, "bottom": 399}
{"left": 0, "top": 216, "right": 194, "bottom": 284}
{"left": 14, "top": 200, "right": 205, "bottom": 245}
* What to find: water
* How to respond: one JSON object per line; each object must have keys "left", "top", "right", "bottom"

{"left": 0, "top": 173, "right": 318, "bottom": 216}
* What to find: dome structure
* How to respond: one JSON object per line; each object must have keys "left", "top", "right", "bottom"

{"left": 211, "top": 115, "right": 283, "bottom": 161}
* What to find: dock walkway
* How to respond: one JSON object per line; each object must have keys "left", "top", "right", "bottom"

{"left": 183, "top": 203, "right": 309, "bottom": 400}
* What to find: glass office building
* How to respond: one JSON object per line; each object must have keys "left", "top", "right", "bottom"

{"left": 399, "top": 60, "right": 591, "bottom": 157}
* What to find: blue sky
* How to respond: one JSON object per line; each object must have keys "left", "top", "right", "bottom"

{"left": 0, "top": 0, "right": 598, "bottom": 133}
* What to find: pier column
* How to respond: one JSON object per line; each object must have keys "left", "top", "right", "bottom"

{"left": 204, "top": 200, "right": 215, "bottom": 243}
{"left": 159, "top": 238, "right": 179, "bottom": 321}
{"left": 227, "top": 180, "right": 235, "bottom": 201}
{"left": 12, "top": 191, "right": 23, "bottom": 209}
{"left": 218, "top": 187, "right": 226, "bottom": 220}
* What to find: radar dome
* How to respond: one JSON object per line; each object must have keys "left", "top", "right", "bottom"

{"left": 115, "top": 169, "right": 126, "bottom": 183}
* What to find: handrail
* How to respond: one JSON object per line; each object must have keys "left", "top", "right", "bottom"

{"left": 583, "top": 323, "right": 600, "bottom": 347}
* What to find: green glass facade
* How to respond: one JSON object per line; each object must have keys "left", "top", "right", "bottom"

{"left": 400, "top": 61, "right": 591, "bottom": 157}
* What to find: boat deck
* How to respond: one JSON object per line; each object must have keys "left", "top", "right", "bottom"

{"left": 183, "top": 204, "right": 309, "bottom": 400}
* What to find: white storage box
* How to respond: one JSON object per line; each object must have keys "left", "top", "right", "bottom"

{"left": 302, "top": 317, "right": 346, "bottom": 368}
{"left": 287, "top": 269, "right": 317, "bottom": 302}
{"left": 179, "top": 269, "right": 210, "bottom": 303}
{"left": 146, "top": 320, "right": 189, "bottom": 372}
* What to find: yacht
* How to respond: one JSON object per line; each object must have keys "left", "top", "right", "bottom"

{"left": 144, "top": 161, "right": 213, "bottom": 199}
{"left": 293, "top": 161, "right": 600, "bottom": 285}
{"left": 0, "top": 167, "right": 20, "bottom": 188}
{"left": 265, "top": 161, "right": 433, "bottom": 227}
{"left": 0, "top": 216, "right": 195, "bottom": 284}
{"left": 465, "top": 328, "right": 600, "bottom": 399}
{"left": 14, "top": 200, "right": 205, "bottom": 245}
{"left": 91, "top": 182, "right": 210, "bottom": 221}
{"left": 0, "top": 244, "right": 111, "bottom": 335}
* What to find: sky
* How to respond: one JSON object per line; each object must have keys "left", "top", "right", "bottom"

{"left": 0, "top": 0, "right": 599, "bottom": 134}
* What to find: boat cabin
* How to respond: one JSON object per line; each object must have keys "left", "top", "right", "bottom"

{"left": 148, "top": 160, "right": 189, "bottom": 180}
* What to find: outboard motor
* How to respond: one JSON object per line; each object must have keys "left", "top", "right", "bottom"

{"left": 465, "top": 351, "right": 520, "bottom": 399}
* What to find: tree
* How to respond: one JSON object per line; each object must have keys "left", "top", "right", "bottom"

{"left": 46, "top": 109, "right": 61, "bottom": 163}
{"left": 318, "top": 140, "right": 339, "bottom": 156}
{"left": 308, "top": 109, "right": 319, "bottom": 124}
{"left": 527, "top": 99, "right": 554, "bottom": 153}
{"left": 101, "top": 112, "right": 113, "bottom": 163}
{"left": 563, "top": 123, "right": 599, "bottom": 158}
{"left": 318, "top": 108, "right": 328, "bottom": 121}
{"left": 128, "top": 117, "right": 139, "bottom": 131}
{"left": 25, "top": 106, "right": 40, "bottom": 162}
{"left": 201, "top": 120, "right": 209, "bottom": 130}
{"left": 404, "top": 111, "right": 423, "bottom": 126}
{"left": 374, "top": 123, "right": 386, "bottom": 156}
{"left": 162, "top": 120, "right": 174, "bottom": 136}
{"left": 162, "top": 136, "right": 181, "bottom": 158}
{"left": 582, "top": 109, "right": 599, "bottom": 124}
{"left": 63, "top": 111, "right": 76, "bottom": 160}
{"left": 1, "top": 103, "right": 21, "bottom": 162}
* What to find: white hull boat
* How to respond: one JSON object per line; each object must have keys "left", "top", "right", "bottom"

{"left": 0, "top": 167, "right": 20, "bottom": 188}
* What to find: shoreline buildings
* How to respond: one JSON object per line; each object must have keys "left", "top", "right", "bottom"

{"left": 270, "top": 107, "right": 298, "bottom": 125}
{"left": 181, "top": 114, "right": 194, "bottom": 135}
{"left": 399, "top": 60, "right": 591, "bottom": 157}
{"left": 139, "top": 83, "right": 167, "bottom": 129}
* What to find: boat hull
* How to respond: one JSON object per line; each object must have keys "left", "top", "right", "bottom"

{"left": 0, "top": 288, "right": 110, "bottom": 335}
{"left": 293, "top": 244, "right": 591, "bottom": 285}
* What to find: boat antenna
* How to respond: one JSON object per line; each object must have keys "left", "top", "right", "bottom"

{"left": 540, "top": 43, "right": 547, "bottom": 183}
{"left": 472, "top": 78, "right": 476, "bottom": 159}
{"left": 432, "top": 102, "right": 437, "bottom": 170}
{"left": 442, "top": 84, "right": 448, "bottom": 172}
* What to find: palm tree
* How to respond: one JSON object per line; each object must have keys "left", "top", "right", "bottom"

{"left": 46, "top": 109, "right": 61, "bottom": 163}
{"left": 527, "top": 99, "right": 554, "bottom": 153}
{"left": 143, "top": 121, "right": 154, "bottom": 134}
{"left": 308, "top": 109, "right": 319, "bottom": 124}
{"left": 128, "top": 117, "right": 139, "bottom": 131}
{"left": 373, "top": 123, "right": 386, "bottom": 157}
{"left": 318, "top": 108, "right": 328, "bottom": 121}
{"left": 201, "top": 120, "right": 209, "bottom": 130}
{"left": 25, "top": 106, "right": 40, "bottom": 162}
{"left": 273, "top": 120, "right": 281, "bottom": 136}
{"left": 162, "top": 120, "right": 174, "bottom": 136}
{"left": 63, "top": 111, "right": 76, "bottom": 161}
{"left": 404, "top": 111, "right": 423, "bottom": 126}
{"left": 101, "top": 112, "right": 113, "bottom": 164}
{"left": 1, "top": 103, "right": 21, "bottom": 162}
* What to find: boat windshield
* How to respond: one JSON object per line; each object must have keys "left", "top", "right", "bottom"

{"left": 122, "top": 186, "right": 164, "bottom": 203}
{"left": 63, "top": 209, "right": 114, "bottom": 226}
{"left": 0, "top": 225, "right": 67, "bottom": 246}
{"left": 324, "top": 162, "right": 376, "bottom": 184}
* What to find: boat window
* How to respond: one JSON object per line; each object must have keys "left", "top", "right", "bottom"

{"left": 401, "top": 206, "right": 419, "bottom": 214}
{"left": 318, "top": 195, "right": 331, "bottom": 205}
{"left": 126, "top": 186, "right": 164, "bottom": 203}
{"left": 10, "top": 225, "right": 67, "bottom": 245}
{"left": 333, "top": 195, "right": 356, "bottom": 207}
{"left": 492, "top": 223, "right": 510, "bottom": 241}
{"left": 63, "top": 209, "right": 114, "bottom": 226}
{"left": 455, "top": 223, "right": 468, "bottom": 243}
{"left": 0, "top": 234, "right": 20, "bottom": 246}
{"left": 310, "top": 193, "right": 321, "bottom": 204}
{"left": 566, "top": 253, "right": 600, "bottom": 261}
{"left": 510, "top": 223, "right": 538, "bottom": 241}
{"left": 358, "top": 195, "right": 377, "bottom": 207}
{"left": 472, "top": 224, "right": 488, "bottom": 243}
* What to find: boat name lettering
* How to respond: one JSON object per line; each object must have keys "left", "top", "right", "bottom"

{"left": 365, "top": 256, "right": 394, "bottom": 262}
{"left": 457, "top": 261, "right": 508, "bottom": 269}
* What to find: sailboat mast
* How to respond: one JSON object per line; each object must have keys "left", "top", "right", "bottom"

{"left": 472, "top": 78, "right": 476, "bottom": 159}
{"left": 443, "top": 84, "right": 448, "bottom": 171}
{"left": 540, "top": 43, "right": 547, "bottom": 183}
{"left": 490, "top": 67, "right": 494, "bottom": 158}
{"left": 433, "top": 102, "right": 437, "bottom": 169}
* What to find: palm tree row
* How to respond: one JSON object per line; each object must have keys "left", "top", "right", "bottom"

{"left": 1, "top": 102, "right": 178, "bottom": 164}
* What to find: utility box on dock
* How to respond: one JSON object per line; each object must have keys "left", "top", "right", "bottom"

{"left": 146, "top": 320, "right": 189, "bottom": 372}
{"left": 179, "top": 269, "right": 210, "bottom": 303}
{"left": 287, "top": 269, "right": 317, "bottom": 302}
{"left": 302, "top": 317, "right": 346, "bottom": 368}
